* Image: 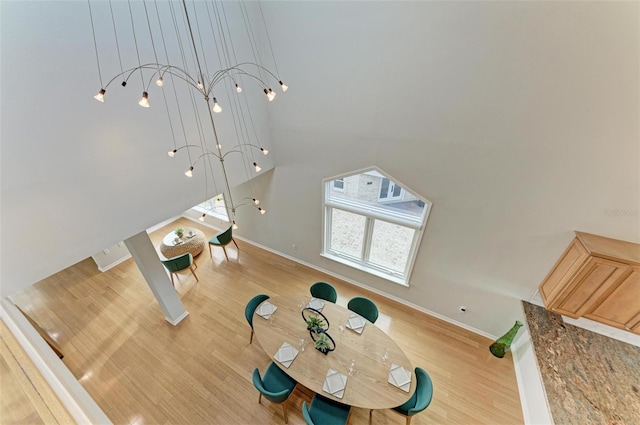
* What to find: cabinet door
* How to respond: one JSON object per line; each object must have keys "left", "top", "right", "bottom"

{"left": 539, "top": 238, "right": 589, "bottom": 308}
{"left": 585, "top": 266, "right": 640, "bottom": 333}
{"left": 553, "top": 258, "right": 631, "bottom": 318}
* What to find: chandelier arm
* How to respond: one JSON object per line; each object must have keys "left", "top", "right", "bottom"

{"left": 233, "top": 62, "right": 283, "bottom": 84}
{"left": 189, "top": 151, "right": 224, "bottom": 169}
{"left": 172, "top": 144, "right": 221, "bottom": 159}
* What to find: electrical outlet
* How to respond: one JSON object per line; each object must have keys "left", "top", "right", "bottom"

{"left": 103, "top": 248, "right": 110, "bottom": 255}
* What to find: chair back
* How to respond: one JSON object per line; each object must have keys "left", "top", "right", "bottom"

{"left": 251, "top": 368, "right": 291, "bottom": 404}
{"left": 301, "top": 401, "right": 314, "bottom": 425}
{"left": 347, "top": 296, "right": 379, "bottom": 323}
{"left": 310, "top": 281, "right": 337, "bottom": 303}
{"left": 410, "top": 367, "right": 434, "bottom": 414}
{"left": 215, "top": 226, "right": 234, "bottom": 245}
{"left": 161, "top": 253, "right": 192, "bottom": 273}
{"left": 245, "top": 294, "right": 270, "bottom": 329}
{"left": 303, "top": 395, "right": 351, "bottom": 425}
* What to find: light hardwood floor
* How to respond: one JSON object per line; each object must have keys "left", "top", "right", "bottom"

{"left": 10, "top": 217, "right": 524, "bottom": 424}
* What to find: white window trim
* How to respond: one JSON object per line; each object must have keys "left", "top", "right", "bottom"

{"left": 321, "top": 167, "right": 431, "bottom": 287}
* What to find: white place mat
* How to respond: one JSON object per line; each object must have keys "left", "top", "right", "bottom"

{"left": 274, "top": 342, "right": 299, "bottom": 368}
{"left": 256, "top": 300, "right": 277, "bottom": 319}
{"left": 306, "top": 297, "right": 325, "bottom": 311}
{"left": 388, "top": 363, "right": 412, "bottom": 392}
{"left": 322, "top": 368, "right": 347, "bottom": 399}
{"left": 346, "top": 314, "right": 366, "bottom": 334}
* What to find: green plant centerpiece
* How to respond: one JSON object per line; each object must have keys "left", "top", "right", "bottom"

{"left": 301, "top": 307, "right": 335, "bottom": 355}
{"left": 174, "top": 228, "right": 184, "bottom": 238}
{"left": 314, "top": 333, "right": 331, "bottom": 354}
{"left": 306, "top": 316, "right": 325, "bottom": 332}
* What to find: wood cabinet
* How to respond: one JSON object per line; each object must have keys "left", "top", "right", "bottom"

{"left": 539, "top": 231, "right": 640, "bottom": 334}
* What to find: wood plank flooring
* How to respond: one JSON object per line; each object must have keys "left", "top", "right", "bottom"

{"left": 9, "top": 217, "right": 524, "bottom": 424}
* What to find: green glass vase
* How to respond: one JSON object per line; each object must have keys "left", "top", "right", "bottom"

{"left": 490, "top": 320, "right": 523, "bottom": 358}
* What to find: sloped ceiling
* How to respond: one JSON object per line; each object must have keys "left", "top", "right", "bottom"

{"left": 1, "top": 1, "right": 639, "bottom": 336}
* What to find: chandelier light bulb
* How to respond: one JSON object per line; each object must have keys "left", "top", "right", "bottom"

{"left": 155, "top": 77, "right": 164, "bottom": 87}
{"left": 168, "top": 149, "right": 177, "bottom": 157}
{"left": 93, "top": 88, "right": 106, "bottom": 102}
{"left": 253, "top": 198, "right": 260, "bottom": 205}
{"left": 279, "top": 80, "right": 288, "bottom": 92}
{"left": 138, "top": 91, "right": 150, "bottom": 108}
{"left": 263, "top": 88, "right": 276, "bottom": 101}
{"left": 197, "top": 81, "right": 204, "bottom": 89}
{"left": 253, "top": 162, "right": 261, "bottom": 172}
{"left": 258, "top": 207, "right": 266, "bottom": 215}
{"left": 235, "top": 84, "right": 242, "bottom": 93}
{"left": 185, "top": 166, "right": 193, "bottom": 177}
{"left": 212, "top": 98, "right": 222, "bottom": 113}
{"left": 216, "top": 143, "right": 222, "bottom": 149}
{"left": 121, "top": 81, "right": 127, "bottom": 87}
{"left": 260, "top": 148, "right": 269, "bottom": 155}
{"left": 232, "top": 221, "right": 238, "bottom": 230}
{"left": 199, "top": 213, "right": 206, "bottom": 222}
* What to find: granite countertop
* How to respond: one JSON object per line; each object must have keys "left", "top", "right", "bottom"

{"left": 522, "top": 301, "right": 640, "bottom": 424}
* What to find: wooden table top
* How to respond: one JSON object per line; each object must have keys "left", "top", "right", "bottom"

{"left": 253, "top": 295, "right": 415, "bottom": 409}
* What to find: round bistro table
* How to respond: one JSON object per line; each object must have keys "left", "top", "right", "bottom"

{"left": 159, "top": 228, "right": 206, "bottom": 259}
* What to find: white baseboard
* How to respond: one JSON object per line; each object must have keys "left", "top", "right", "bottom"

{"left": 511, "top": 328, "right": 554, "bottom": 425}
{"left": 1, "top": 298, "right": 112, "bottom": 425}
{"left": 165, "top": 310, "right": 189, "bottom": 326}
{"left": 188, "top": 211, "right": 498, "bottom": 341}
{"left": 97, "top": 254, "right": 132, "bottom": 272}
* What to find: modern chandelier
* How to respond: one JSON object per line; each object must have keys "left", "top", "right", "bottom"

{"left": 88, "top": 0, "right": 287, "bottom": 229}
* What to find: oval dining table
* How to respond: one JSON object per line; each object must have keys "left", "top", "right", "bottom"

{"left": 252, "top": 295, "right": 415, "bottom": 409}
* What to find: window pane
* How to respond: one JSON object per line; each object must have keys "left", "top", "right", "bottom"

{"left": 195, "top": 194, "right": 229, "bottom": 220}
{"left": 327, "top": 171, "right": 426, "bottom": 222}
{"left": 330, "top": 209, "right": 365, "bottom": 258}
{"left": 368, "top": 220, "right": 414, "bottom": 273}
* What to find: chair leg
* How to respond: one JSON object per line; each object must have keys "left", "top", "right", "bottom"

{"left": 222, "top": 246, "right": 229, "bottom": 261}
{"left": 369, "top": 409, "right": 372, "bottom": 425}
{"left": 283, "top": 401, "right": 288, "bottom": 424}
{"left": 406, "top": 416, "right": 412, "bottom": 425}
{"left": 170, "top": 273, "right": 175, "bottom": 287}
{"left": 208, "top": 243, "right": 212, "bottom": 257}
{"left": 232, "top": 238, "right": 239, "bottom": 250}
{"left": 249, "top": 329, "right": 254, "bottom": 344}
{"left": 189, "top": 265, "right": 199, "bottom": 282}
{"left": 258, "top": 393, "right": 262, "bottom": 404}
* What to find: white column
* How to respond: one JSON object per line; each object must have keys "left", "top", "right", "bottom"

{"left": 124, "top": 231, "right": 188, "bottom": 325}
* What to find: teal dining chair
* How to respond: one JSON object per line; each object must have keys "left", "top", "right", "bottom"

{"left": 390, "top": 367, "right": 433, "bottom": 425}
{"left": 347, "top": 297, "right": 379, "bottom": 323}
{"left": 160, "top": 253, "right": 198, "bottom": 287}
{"left": 310, "top": 281, "right": 338, "bottom": 303}
{"left": 208, "top": 226, "right": 239, "bottom": 261}
{"left": 245, "top": 294, "right": 269, "bottom": 344}
{"left": 302, "top": 394, "right": 351, "bottom": 425}
{"left": 252, "top": 362, "right": 297, "bottom": 424}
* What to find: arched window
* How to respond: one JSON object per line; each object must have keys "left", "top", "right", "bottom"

{"left": 322, "top": 168, "right": 431, "bottom": 286}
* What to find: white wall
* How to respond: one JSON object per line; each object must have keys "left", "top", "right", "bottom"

{"left": 1, "top": 1, "right": 638, "bottom": 337}
{"left": 233, "top": 1, "right": 640, "bottom": 336}
{"left": 0, "top": 0, "right": 273, "bottom": 295}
